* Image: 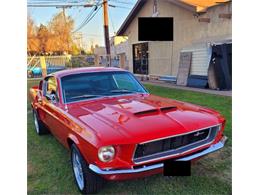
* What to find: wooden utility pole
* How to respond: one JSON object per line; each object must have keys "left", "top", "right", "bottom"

{"left": 103, "top": 0, "right": 111, "bottom": 66}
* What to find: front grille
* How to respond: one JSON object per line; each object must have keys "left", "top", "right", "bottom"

{"left": 133, "top": 125, "right": 219, "bottom": 164}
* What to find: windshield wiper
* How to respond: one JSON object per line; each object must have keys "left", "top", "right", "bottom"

{"left": 69, "top": 94, "right": 104, "bottom": 100}
{"left": 109, "top": 89, "right": 137, "bottom": 94}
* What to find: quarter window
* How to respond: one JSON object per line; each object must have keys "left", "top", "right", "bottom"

{"left": 47, "top": 77, "right": 57, "bottom": 94}
{"left": 44, "top": 76, "right": 59, "bottom": 103}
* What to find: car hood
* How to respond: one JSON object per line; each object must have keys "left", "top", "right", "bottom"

{"left": 66, "top": 94, "right": 220, "bottom": 145}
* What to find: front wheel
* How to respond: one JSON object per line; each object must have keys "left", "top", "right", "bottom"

{"left": 71, "top": 144, "right": 104, "bottom": 194}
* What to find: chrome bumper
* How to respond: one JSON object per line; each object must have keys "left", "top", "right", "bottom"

{"left": 89, "top": 136, "right": 227, "bottom": 175}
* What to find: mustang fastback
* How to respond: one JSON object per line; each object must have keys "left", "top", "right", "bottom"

{"left": 29, "top": 67, "right": 227, "bottom": 194}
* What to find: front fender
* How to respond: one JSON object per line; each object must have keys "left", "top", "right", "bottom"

{"left": 67, "top": 133, "right": 80, "bottom": 148}
{"left": 67, "top": 133, "right": 99, "bottom": 165}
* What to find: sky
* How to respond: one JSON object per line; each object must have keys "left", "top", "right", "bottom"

{"left": 28, "top": 0, "right": 138, "bottom": 50}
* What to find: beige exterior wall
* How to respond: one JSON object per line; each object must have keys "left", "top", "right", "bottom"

{"left": 123, "top": 0, "right": 232, "bottom": 76}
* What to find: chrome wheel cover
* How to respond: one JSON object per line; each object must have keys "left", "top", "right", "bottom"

{"left": 72, "top": 151, "right": 84, "bottom": 190}
{"left": 33, "top": 112, "right": 39, "bottom": 134}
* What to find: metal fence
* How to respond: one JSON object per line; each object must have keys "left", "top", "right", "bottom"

{"left": 27, "top": 55, "right": 95, "bottom": 78}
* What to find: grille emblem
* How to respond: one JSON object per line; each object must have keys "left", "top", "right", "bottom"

{"left": 194, "top": 131, "right": 205, "bottom": 137}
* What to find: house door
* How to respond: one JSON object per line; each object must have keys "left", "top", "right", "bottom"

{"left": 133, "top": 42, "right": 148, "bottom": 75}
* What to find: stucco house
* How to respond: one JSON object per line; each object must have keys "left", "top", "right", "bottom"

{"left": 117, "top": 0, "right": 232, "bottom": 89}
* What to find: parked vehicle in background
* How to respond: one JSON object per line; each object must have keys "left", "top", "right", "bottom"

{"left": 27, "top": 65, "right": 66, "bottom": 78}
{"left": 29, "top": 67, "right": 227, "bottom": 194}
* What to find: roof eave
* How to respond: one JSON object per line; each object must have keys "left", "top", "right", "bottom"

{"left": 116, "top": 0, "right": 197, "bottom": 36}
{"left": 167, "top": 0, "right": 197, "bottom": 12}
{"left": 116, "top": 0, "right": 231, "bottom": 36}
{"left": 117, "top": 0, "right": 147, "bottom": 36}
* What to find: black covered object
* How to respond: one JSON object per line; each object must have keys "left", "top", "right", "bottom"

{"left": 208, "top": 44, "right": 232, "bottom": 90}
{"left": 187, "top": 75, "right": 208, "bottom": 88}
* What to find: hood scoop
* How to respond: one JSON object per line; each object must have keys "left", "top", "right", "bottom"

{"left": 134, "top": 106, "right": 177, "bottom": 117}
{"left": 160, "top": 106, "right": 177, "bottom": 113}
{"left": 134, "top": 109, "right": 159, "bottom": 117}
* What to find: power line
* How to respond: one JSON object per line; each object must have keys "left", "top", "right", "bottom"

{"left": 73, "top": 4, "right": 102, "bottom": 33}
{"left": 28, "top": 0, "right": 90, "bottom": 3}
{"left": 27, "top": 0, "right": 97, "bottom": 7}
{"left": 108, "top": 4, "right": 132, "bottom": 9}
{"left": 109, "top": 0, "right": 134, "bottom": 5}
{"left": 73, "top": 6, "right": 96, "bottom": 30}
{"left": 108, "top": 6, "right": 116, "bottom": 35}
{"left": 67, "top": 7, "right": 82, "bottom": 21}
{"left": 28, "top": 0, "right": 68, "bottom": 2}
{"left": 80, "top": 33, "right": 103, "bottom": 37}
{"left": 28, "top": 4, "right": 92, "bottom": 8}
{"left": 72, "top": 6, "right": 97, "bottom": 32}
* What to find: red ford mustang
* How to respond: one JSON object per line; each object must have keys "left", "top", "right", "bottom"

{"left": 29, "top": 67, "right": 227, "bottom": 194}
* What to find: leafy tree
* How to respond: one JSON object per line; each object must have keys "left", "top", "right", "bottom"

{"left": 48, "top": 11, "right": 74, "bottom": 53}
{"left": 36, "top": 24, "right": 49, "bottom": 54}
{"left": 27, "top": 11, "right": 85, "bottom": 56}
{"left": 71, "top": 44, "right": 81, "bottom": 56}
{"left": 27, "top": 15, "right": 39, "bottom": 55}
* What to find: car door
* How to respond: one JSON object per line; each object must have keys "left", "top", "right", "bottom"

{"left": 41, "top": 76, "right": 68, "bottom": 145}
{"left": 34, "top": 80, "right": 48, "bottom": 126}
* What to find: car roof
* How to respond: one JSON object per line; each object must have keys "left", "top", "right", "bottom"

{"left": 51, "top": 67, "right": 127, "bottom": 78}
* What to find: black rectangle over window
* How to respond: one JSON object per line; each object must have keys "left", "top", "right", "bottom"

{"left": 138, "top": 17, "right": 174, "bottom": 41}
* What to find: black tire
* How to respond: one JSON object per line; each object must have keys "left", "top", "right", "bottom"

{"left": 71, "top": 144, "right": 105, "bottom": 194}
{"left": 32, "top": 109, "right": 49, "bottom": 135}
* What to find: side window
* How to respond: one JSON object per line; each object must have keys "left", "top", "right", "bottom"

{"left": 44, "top": 77, "right": 59, "bottom": 103}
{"left": 47, "top": 77, "right": 57, "bottom": 94}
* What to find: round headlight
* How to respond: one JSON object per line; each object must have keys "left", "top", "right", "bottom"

{"left": 98, "top": 146, "right": 115, "bottom": 162}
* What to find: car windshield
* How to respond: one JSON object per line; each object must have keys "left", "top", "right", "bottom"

{"left": 61, "top": 71, "right": 147, "bottom": 103}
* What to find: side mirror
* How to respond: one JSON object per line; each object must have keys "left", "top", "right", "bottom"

{"left": 50, "top": 94, "right": 57, "bottom": 104}
{"left": 46, "top": 93, "right": 57, "bottom": 104}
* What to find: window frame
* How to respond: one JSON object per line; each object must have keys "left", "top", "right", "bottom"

{"left": 60, "top": 71, "right": 149, "bottom": 104}
{"left": 43, "top": 76, "right": 60, "bottom": 104}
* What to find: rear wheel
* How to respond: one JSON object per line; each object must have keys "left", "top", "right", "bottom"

{"left": 33, "top": 109, "right": 49, "bottom": 135}
{"left": 71, "top": 144, "right": 104, "bottom": 194}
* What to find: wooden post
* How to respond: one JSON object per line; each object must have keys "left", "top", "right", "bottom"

{"left": 40, "top": 56, "right": 47, "bottom": 77}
